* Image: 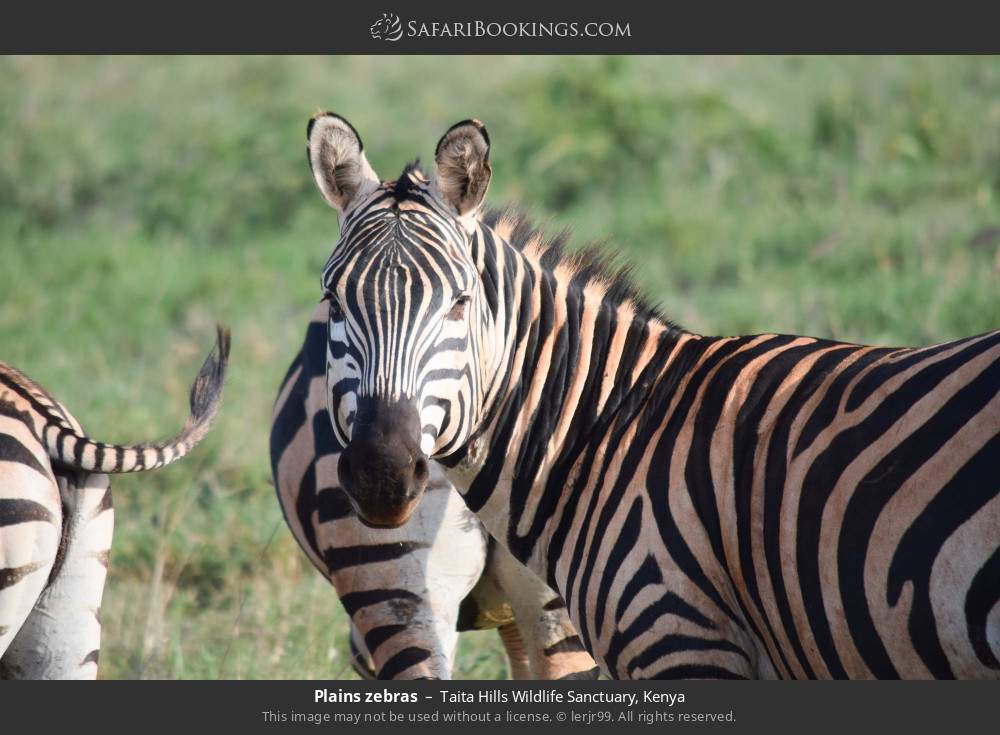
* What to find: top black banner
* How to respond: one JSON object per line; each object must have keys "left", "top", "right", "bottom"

{"left": 2, "top": 2, "right": 999, "bottom": 53}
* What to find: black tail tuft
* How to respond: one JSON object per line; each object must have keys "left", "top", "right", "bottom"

{"left": 38, "top": 325, "right": 232, "bottom": 473}
{"left": 189, "top": 325, "right": 231, "bottom": 423}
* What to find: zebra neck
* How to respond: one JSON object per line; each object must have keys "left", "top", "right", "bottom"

{"left": 458, "top": 250, "right": 696, "bottom": 573}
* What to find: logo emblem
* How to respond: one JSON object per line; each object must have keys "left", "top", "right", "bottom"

{"left": 370, "top": 13, "right": 403, "bottom": 41}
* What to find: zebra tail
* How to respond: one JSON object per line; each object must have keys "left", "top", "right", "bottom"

{"left": 44, "top": 326, "right": 231, "bottom": 474}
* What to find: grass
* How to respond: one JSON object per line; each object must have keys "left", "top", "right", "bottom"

{"left": 0, "top": 55, "right": 997, "bottom": 679}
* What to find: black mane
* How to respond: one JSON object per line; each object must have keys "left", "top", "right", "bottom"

{"left": 481, "top": 206, "right": 681, "bottom": 332}
{"left": 390, "top": 160, "right": 424, "bottom": 200}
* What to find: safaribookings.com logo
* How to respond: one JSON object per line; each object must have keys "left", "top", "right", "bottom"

{"left": 369, "top": 14, "right": 631, "bottom": 42}
{"left": 370, "top": 13, "right": 404, "bottom": 41}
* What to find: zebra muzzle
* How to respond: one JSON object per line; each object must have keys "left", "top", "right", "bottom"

{"left": 338, "top": 398, "right": 430, "bottom": 528}
{"left": 338, "top": 465, "right": 427, "bottom": 528}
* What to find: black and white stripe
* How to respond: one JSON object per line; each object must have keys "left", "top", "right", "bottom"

{"left": 307, "top": 113, "right": 1000, "bottom": 680}
{"left": 0, "top": 329, "right": 228, "bottom": 679}
{"left": 270, "top": 304, "right": 598, "bottom": 679}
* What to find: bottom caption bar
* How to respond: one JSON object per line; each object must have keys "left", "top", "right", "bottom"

{"left": 3, "top": 680, "right": 995, "bottom": 733}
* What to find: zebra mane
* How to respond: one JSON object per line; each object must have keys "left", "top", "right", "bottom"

{"left": 480, "top": 206, "right": 681, "bottom": 331}
{"left": 385, "top": 164, "right": 679, "bottom": 331}
{"left": 391, "top": 160, "right": 425, "bottom": 200}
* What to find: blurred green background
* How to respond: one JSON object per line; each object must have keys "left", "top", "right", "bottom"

{"left": 0, "top": 56, "right": 997, "bottom": 679}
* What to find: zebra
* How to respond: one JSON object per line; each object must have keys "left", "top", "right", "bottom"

{"left": 271, "top": 304, "right": 598, "bottom": 679}
{"left": 0, "top": 327, "right": 229, "bottom": 678}
{"left": 304, "top": 111, "right": 1000, "bottom": 680}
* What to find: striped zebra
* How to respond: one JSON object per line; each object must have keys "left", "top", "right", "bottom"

{"left": 0, "top": 328, "right": 229, "bottom": 679}
{"left": 303, "top": 112, "right": 1000, "bottom": 680}
{"left": 271, "top": 305, "right": 598, "bottom": 679}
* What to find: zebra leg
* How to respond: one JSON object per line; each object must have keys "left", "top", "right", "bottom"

{"left": 1, "top": 471, "right": 112, "bottom": 679}
{"left": 317, "top": 475, "right": 485, "bottom": 679}
{"left": 363, "top": 484, "right": 484, "bottom": 679}
{"left": 496, "top": 622, "right": 533, "bottom": 680}
{"left": 489, "top": 543, "right": 600, "bottom": 679}
{"left": 348, "top": 624, "right": 377, "bottom": 679}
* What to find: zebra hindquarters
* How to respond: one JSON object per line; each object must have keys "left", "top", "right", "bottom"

{"left": 1, "top": 470, "right": 113, "bottom": 679}
{"left": 0, "top": 458, "right": 62, "bottom": 670}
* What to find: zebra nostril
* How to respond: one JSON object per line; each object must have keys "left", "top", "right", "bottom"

{"left": 413, "top": 457, "right": 429, "bottom": 484}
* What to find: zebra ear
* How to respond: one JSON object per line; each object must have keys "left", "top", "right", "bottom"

{"left": 307, "top": 112, "right": 380, "bottom": 215}
{"left": 433, "top": 119, "right": 492, "bottom": 216}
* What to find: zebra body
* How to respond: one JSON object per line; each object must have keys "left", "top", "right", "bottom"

{"left": 270, "top": 305, "right": 597, "bottom": 679}
{"left": 0, "top": 329, "right": 229, "bottom": 678}
{"left": 305, "top": 113, "right": 1000, "bottom": 679}
{"left": 464, "top": 320, "right": 1000, "bottom": 680}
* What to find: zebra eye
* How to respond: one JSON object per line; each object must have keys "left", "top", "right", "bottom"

{"left": 325, "top": 293, "right": 345, "bottom": 321}
{"left": 446, "top": 295, "right": 470, "bottom": 321}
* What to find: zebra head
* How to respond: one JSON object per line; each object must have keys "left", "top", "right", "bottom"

{"left": 307, "top": 113, "right": 493, "bottom": 528}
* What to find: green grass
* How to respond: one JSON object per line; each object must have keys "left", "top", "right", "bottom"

{"left": 0, "top": 56, "right": 997, "bottom": 679}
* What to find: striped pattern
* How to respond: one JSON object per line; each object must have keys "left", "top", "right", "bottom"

{"left": 0, "top": 329, "right": 229, "bottom": 678}
{"left": 270, "top": 305, "right": 597, "bottom": 679}
{"left": 308, "top": 114, "right": 999, "bottom": 679}
{"left": 320, "top": 166, "right": 487, "bottom": 460}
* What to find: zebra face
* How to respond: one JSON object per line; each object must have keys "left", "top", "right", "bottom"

{"left": 308, "top": 113, "right": 493, "bottom": 528}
